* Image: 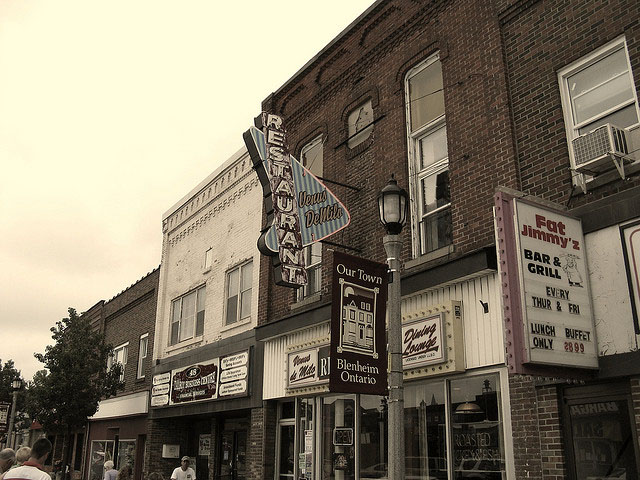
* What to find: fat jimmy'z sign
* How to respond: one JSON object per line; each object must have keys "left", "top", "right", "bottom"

{"left": 330, "top": 251, "right": 388, "bottom": 395}
{"left": 243, "top": 113, "right": 350, "bottom": 288}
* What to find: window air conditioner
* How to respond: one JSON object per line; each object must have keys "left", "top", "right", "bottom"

{"left": 571, "top": 123, "right": 634, "bottom": 175}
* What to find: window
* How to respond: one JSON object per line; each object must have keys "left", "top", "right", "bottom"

{"left": 225, "top": 261, "right": 253, "bottom": 325}
{"left": 296, "top": 242, "right": 322, "bottom": 301}
{"left": 297, "top": 136, "right": 323, "bottom": 301}
{"left": 300, "top": 135, "right": 323, "bottom": 178}
{"left": 204, "top": 247, "right": 213, "bottom": 270}
{"left": 137, "top": 333, "right": 148, "bottom": 379}
{"left": 559, "top": 37, "right": 640, "bottom": 169}
{"left": 108, "top": 343, "right": 128, "bottom": 382}
{"left": 405, "top": 53, "right": 452, "bottom": 257}
{"left": 347, "top": 100, "right": 374, "bottom": 149}
{"left": 170, "top": 285, "right": 205, "bottom": 345}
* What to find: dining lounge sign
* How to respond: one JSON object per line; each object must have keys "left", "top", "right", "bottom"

{"left": 243, "top": 113, "right": 350, "bottom": 288}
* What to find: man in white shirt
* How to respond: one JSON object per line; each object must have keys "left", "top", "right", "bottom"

{"left": 170, "top": 457, "right": 195, "bottom": 480}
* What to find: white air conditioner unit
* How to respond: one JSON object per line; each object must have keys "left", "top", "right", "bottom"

{"left": 571, "top": 123, "right": 634, "bottom": 175}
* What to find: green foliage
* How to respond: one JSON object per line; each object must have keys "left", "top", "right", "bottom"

{"left": 26, "top": 307, "right": 124, "bottom": 433}
{"left": 0, "top": 359, "right": 23, "bottom": 404}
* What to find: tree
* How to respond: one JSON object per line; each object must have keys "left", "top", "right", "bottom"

{"left": 26, "top": 308, "right": 123, "bottom": 478}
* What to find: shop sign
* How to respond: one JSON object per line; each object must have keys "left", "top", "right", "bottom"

{"left": 288, "top": 348, "right": 319, "bottom": 387}
{"left": 514, "top": 199, "right": 598, "bottom": 368}
{"left": 152, "top": 384, "right": 170, "bottom": 396}
{"left": 198, "top": 434, "right": 211, "bottom": 456}
{"left": 0, "top": 402, "right": 9, "bottom": 434}
{"left": 151, "top": 372, "right": 171, "bottom": 407}
{"left": 333, "top": 428, "right": 353, "bottom": 446}
{"left": 170, "top": 359, "right": 219, "bottom": 405}
{"left": 243, "top": 113, "right": 350, "bottom": 288}
{"left": 330, "top": 251, "right": 388, "bottom": 395}
{"left": 621, "top": 220, "right": 640, "bottom": 334}
{"left": 218, "top": 350, "right": 249, "bottom": 398}
{"left": 402, "top": 313, "right": 445, "bottom": 368}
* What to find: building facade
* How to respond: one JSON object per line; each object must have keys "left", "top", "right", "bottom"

{"left": 147, "top": 147, "right": 267, "bottom": 480}
{"left": 252, "top": 1, "right": 640, "bottom": 480}
{"left": 85, "top": 268, "right": 160, "bottom": 480}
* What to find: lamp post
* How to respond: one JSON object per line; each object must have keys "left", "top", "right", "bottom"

{"left": 378, "top": 174, "right": 408, "bottom": 480}
{"left": 7, "top": 378, "right": 22, "bottom": 449}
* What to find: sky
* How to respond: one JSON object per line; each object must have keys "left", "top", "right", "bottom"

{"left": 0, "top": 0, "right": 376, "bottom": 381}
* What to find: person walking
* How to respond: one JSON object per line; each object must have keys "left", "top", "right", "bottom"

{"left": 102, "top": 461, "right": 117, "bottom": 480}
{"left": 3, "top": 438, "right": 52, "bottom": 480}
{"left": 170, "top": 457, "right": 195, "bottom": 480}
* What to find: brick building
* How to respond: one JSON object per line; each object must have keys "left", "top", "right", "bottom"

{"left": 84, "top": 268, "right": 159, "bottom": 480}
{"left": 147, "top": 147, "right": 266, "bottom": 480}
{"left": 252, "top": 1, "right": 640, "bottom": 480}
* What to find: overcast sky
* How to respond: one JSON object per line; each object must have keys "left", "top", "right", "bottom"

{"left": 0, "top": 0, "right": 375, "bottom": 381}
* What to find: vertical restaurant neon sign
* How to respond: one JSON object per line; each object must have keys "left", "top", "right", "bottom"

{"left": 243, "top": 113, "right": 350, "bottom": 288}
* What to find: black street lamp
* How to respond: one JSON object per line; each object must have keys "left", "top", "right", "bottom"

{"left": 378, "top": 174, "right": 408, "bottom": 480}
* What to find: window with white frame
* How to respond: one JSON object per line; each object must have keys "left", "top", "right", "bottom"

{"left": 108, "top": 342, "right": 128, "bottom": 382}
{"left": 405, "top": 53, "right": 452, "bottom": 257}
{"left": 296, "top": 242, "right": 322, "bottom": 301}
{"left": 204, "top": 247, "right": 213, "bottom": 270}
{"left": 225, "top": 261, "right": 253, "bottom": 325}
{"left": 559, "top": 37, "right": 640, "bottom": 169}
{"left": 170, "top": 285, "right": 205, "bottom": 345}
{"left": 297, "top": 135, "right": 324, "bottom": 300}
{"left": 137, "top": 333, "right": 148, "bottom": 379}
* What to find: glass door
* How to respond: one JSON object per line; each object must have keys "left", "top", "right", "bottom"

{"left": 219, "top": 430, "right": 247, "bottom": 480}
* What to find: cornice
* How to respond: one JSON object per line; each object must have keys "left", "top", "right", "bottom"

{"left": 166, "top": 176, "right": 259, "bottom": 247}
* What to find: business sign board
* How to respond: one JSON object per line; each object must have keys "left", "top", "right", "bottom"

{"left": 514, "top": 198, "right": 598, "bottom": 368}
{"left": 0, "top": 402, "right": 9, "bottom": 434}
{"left": 151, "top": 349, "right": 251, "bottom": 408}
{"left": 620, "top": 220, "right": 640, "bottom": 334}
{"left": 243, "top": 113, "right": 350, "bottom": 288}
{"left": 170, "top": 358, "right": 219, "bottom": 405}
{"left": 330, "top": 251, "right": 388, "bottom": 395}
{"left": 402, "top": 313, "right": 445, "bottom": 368}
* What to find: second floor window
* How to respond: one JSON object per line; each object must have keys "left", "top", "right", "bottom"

{"left": 170, "top": 285, "right": 205, "bottom": 345}
{"left": 405, "top": 53, "right": 452, "bottom": 257}
{"left": 298, "top": 136, "right": 324, "bottom": 300}
{"left": 137, "top": 334, "right": 148, "bottom": 379}
{"left": 108, "top": 342, "right": 128, "bottom": 382}
{"left": 559, "top": 36, "right": 640, "bottom": 171}
{"left": 225, "top": 261, "right": 253, "bottom": 325}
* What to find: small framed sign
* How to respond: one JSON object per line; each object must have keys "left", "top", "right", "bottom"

{"left": 333, "top": 427, "right": 353, "bottom": 446}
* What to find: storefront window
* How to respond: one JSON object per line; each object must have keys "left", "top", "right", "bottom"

{"left": 117, "top": 440, "right": 136, "bottom": 469}
{"left": 322, "top": 396, "right": 355, "bottom": 480}
{"left": 569, "top": 398, "right": 638, "bottom": 479}
{"left": 299, "top": 398, "right": 315, "bottom": 480}
{"left": 450, "top": 375, "right": 505, "bottom": 480}
{"left": 405, "top": 380, "right": 448, "bottom": 479}
{"left": 359, "top": 396, "right": 388, "bottom": 479}
{"left": 89, "top": 440, "right": 114, "bottom": 480}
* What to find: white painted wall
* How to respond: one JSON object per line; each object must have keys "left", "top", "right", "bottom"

{"left": 401, "top": 273, "right": 505, "bottom": 369}
{"left": 585, "top": 223, "right": 640, "bottom": 355}
{"left": 153, "top": 147, "right": 262, "bottom": 361}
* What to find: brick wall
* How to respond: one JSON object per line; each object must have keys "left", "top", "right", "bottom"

{"left": 509, "top": 375, "right": 567, "bottom": 480}
{"left": 103, "top": 268, "right": 159, "bottom": 393}
{"left": 145, "top": 418, "right": 189, "bottom": 479}
{"left": 258, "top": 0, "right": 520, "bottom": 324}
{"left": 500, "top": 0, "right": 640, "bottom": 206}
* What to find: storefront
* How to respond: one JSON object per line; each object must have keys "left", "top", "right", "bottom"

{"left": 147, "top": 334, "right": 262, "bottom": 480}
{"left": 263, "top": 285, "right": 515, "bottom": 480}
{"left": 86, "top": 391, "right": 149, "bottom": 480}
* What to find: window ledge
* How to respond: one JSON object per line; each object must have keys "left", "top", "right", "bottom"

{"left": 575, "top": 160, "right": 640, "bottom": 192}
{"left": 291, "top": 292, "right": 322, "bottom": 311}
{"left": 220, "top": 318, "right": 252, "bottom": 333}
{"left": 166, "top": 335, "right": 203, "bottom": 354}
{"left": 202, "top": 267, "right": 212, "bottom": 275}
{"left": 405, "top": 244, "right": 454, "bottom": 270}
